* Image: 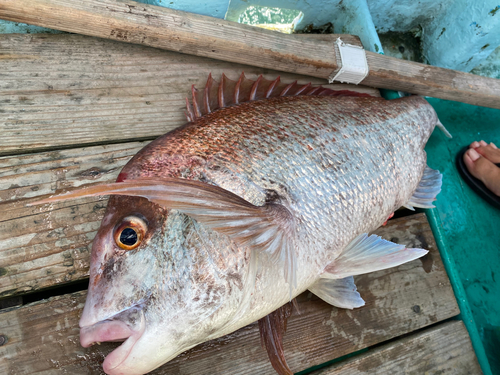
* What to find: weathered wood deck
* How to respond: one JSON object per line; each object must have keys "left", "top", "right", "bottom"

{"left": 0, "top": 33, "right": 481, "bottom": 374}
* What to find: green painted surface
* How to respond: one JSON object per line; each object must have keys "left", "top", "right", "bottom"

{"left": 425, "top": 98, "right": 500, "bottom": 375}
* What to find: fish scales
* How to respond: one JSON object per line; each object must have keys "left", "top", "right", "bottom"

{"left": 30, "top": 80, "right": 442, "bottom": 375}
{"left": 122, "top": 94, "right": 433, "bottom": 268}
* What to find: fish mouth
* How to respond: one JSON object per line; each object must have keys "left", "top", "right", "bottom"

{"left": 80, "top": 307, "right": 146, "bottom": 374}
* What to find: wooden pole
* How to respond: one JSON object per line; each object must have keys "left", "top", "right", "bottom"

{"left": 0, "top": 0, "right": 338, "bottom": 79}
{"left": 363, "top": 53, "right": 500, "bottom": 109}
{"left": 1, "top": 0, "right": 499, "bottom": 109}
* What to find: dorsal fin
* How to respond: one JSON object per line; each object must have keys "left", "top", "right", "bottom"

{"left": 185, "top": 72, "right": 376, "bottom": 121}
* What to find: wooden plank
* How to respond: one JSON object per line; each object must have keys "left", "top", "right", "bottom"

{"left": 0, "top": 142, "right": 149, "bottom": 297}
{"left": 310, "top": 321, "right": 481, "bottom": 375}
{"left": 0, "top": 213, "right": 459, "bottom": 374}
{"left": 0, "top": 0, "right": 339, "bottom": 81}
{"left": 0, "top": 33, "right": 378, "bottom": 155}
{"left": 1, "top": 0, "right": 500, "bottom": 109}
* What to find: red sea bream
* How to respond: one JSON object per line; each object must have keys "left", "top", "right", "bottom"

{"left": 32, "top": 74, "right": 447, "bottom": 375}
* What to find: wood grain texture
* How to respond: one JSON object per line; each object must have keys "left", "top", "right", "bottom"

{"left": 0, "top": 33, "right": 377, "bottom": 155}
{"left": 0, "top": 213, "right": 459, "bottom": 374}
{"left": 310, "top": 321, "right": 481, "bottom": 375}
{"left": 363, "top": 51, "right": 500, "bottom": 110}
{"left": 0, "top": 142, "right": 149, "bottom": 297}
{"left": 0, "top": 0, "right": 499, "bottom": 108}
{"left": 0, "top": 0, "right": 339, "bottom": 79}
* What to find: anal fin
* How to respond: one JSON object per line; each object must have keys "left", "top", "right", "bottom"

{"left": 309, "top": 276, "right": 365, "bottom": 309}
{"left": 324, "top": 233, "right": 428, "bottom": 279}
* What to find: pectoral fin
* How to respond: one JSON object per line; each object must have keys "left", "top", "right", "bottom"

{"left": 324, "top": 233, "right": 428, "bottom": 279}
{"left": 309, "top": 276, "right": 365, "bottom": 309}
{"left": 28, "top": 178, "right": 297, "bottom": 288}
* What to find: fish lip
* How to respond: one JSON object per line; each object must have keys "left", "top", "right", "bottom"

{"left": 80, "top": 307, "right": 146, "bottom": 374}
{"left": 102, "top": 334, "right": 141, "bottom": 374}
{"left": 80, "top": 319, "right": 135, "bottom": 348}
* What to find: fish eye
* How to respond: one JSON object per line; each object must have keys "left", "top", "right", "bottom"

{"left": 114, "top": 216, "right": 147, "bottom": 250}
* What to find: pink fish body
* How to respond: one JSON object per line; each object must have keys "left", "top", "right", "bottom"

{"left": 32, "top": 74, "right": 444, "bottom": 375}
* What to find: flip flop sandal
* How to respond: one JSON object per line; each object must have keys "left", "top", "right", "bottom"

{"left": 456, "top": 146, "right": 500, "bottom": 209}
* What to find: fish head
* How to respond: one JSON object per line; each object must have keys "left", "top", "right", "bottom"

{"left": 79, "top": 195, "right": 246, "bottom": 374}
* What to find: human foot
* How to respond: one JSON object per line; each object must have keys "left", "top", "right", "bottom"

{"left": 469, "top": 140, "right": 500, "bottom": 164}
{"left": 463, "top": 147, "right": 500, "bottom": 197}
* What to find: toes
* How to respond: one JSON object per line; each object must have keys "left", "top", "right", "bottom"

{"left": 469, "top": 141, "right": 480, "bottom": 149}
{"left": 463, "top": 148, "right": 500, "bottom": 197}
{"left": 479, "top": 140, "right": 488, "bottom": 147}
{"left": 463, "top": 149, "right": 480, "bottom": 177}
{"left": 465, "top": 148, "right": 481, "bottom": 163}
{"left": 475, "top": 142, "right": 500, "bottom": 163}
{"left": 491, "top": 142, "right": 497, "bottom": 149}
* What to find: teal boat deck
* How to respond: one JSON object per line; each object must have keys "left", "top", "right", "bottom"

{"left": 426, "top": 99, "right": 500, "bottom": 375}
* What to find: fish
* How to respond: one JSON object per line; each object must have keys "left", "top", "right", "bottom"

{"left": 30, "top": 73, "right": 448, "bottom": 375}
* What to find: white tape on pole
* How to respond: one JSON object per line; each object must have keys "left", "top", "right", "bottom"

{"left": 329, "top": 38, "right": 369, "bottom": 85}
